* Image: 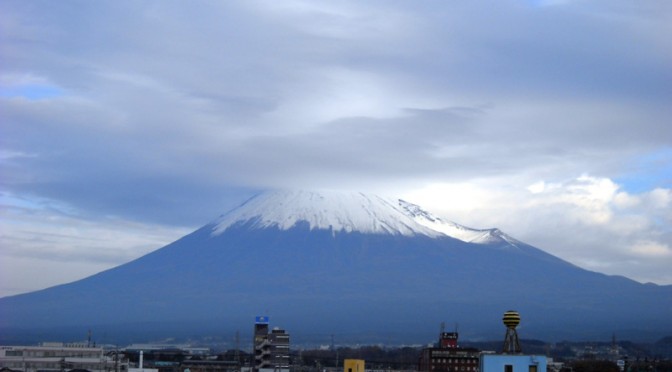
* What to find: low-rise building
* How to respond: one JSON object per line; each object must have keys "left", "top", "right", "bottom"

{"left": 0, "top": 343, "right": 127, "bottom": 372}
{"left": 479, "top": 354, "right": 547, "bottom": 372}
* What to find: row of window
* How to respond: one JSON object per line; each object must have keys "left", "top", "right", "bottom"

{"left": 433, "top": 358, "right": 478, "bottom": 364}
{"left": 430, "top": 365, "right": 478, "bottom": 371}
{"left": 432, "top": 351, "right": 475, "bottom": 357}
{"left": 504, "top": 364, "right": 538, "bottom": 372}
{"left": 1, "top": 362, "right": 107, "bottom": 370}
{"left": 4, "top": 351, "right": 102, "bottom": 358}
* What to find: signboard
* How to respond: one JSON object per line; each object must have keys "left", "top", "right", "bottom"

{"left": 255, "top": 316, "right": 269, "bottom": 324}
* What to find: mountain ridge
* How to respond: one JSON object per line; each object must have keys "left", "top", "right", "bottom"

{"left": 0, "top": 189, "right": 670, "bottom": 344}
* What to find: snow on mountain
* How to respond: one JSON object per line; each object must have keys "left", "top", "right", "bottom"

{"left": 211, "top": 190, "right": 512, "bottom": 245}
{"left": 211, "top": 190, "right": 439, "bottom": 237}
{"left": 398, "top": 199, "right": 511, "bottom": 244}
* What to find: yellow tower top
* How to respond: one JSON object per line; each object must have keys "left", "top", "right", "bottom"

{"left": 502, "top": 310, "right": 520, "bottom": 329}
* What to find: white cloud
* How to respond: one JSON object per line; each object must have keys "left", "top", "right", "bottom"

{"left": 404, "top": 175, "right": 672, "bottom": 285}
{"left": 613, "top": 191, "right": 640, "bottom": 209}
{"left": 533, "top": 175, "right": 619, "bottom": 225}
{"left": 645, "top": 188, "right": 671, "bottom": 207}
{"left": 527, "top": 181, "right": 546, "bottom": 194}
{"left": 630, "top": 241, "right": 671, "bottom": 257}
{"left": 402, "top": 182, "right": 501, "bottom": 216}
{"left": 0, "top": 194, "right": 191, "bottom": 297}
{"left": 266, "top": 67, "right": 406, "bottom": 125}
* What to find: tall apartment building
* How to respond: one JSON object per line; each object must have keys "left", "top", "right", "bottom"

{"left": 252, "top": 316, "right": 290, "bottom": 372}
{"left": 254, "top": 316, "right": 271, "bottom": 371}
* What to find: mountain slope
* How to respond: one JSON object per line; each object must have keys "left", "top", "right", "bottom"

{"left": 1, "top": 190, "right": 670, "bottom": 344}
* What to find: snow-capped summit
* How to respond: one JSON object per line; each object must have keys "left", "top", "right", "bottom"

{"left": 210, "top": 190, "right": 514, "bottom": 245}
{"left": 211, "top": 190, "right": 440, "bottom": 237}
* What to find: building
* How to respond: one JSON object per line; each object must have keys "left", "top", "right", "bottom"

{"left": 418, "top": 332, "right": 480, "bottom": 372}
{"left": 124, "top": 344, "right": 210, "bottom": 356}
{"left": 252, "top": 316, "right": 290, "bottom": 372}
{"left": 267, "top": 328, "right": 290, "bottom": 370}
{"left": 479, "top": 354, "right": 547, "bottom": 372}
{"left": 127, "top": 350, "right": 159, "bottom": 372}
{"left": 344, "top": 359, "right": 365, "bottom": 372}
{"left": 0, "top": 343, "right": 127, "bottom": 372}
{"left": 179, "top": 359, "right": 239, "bottom": 372}
{"left": 253, "top": 316, "right": 271, "bottom": 371}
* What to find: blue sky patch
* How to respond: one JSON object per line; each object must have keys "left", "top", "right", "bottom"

{"left": 616, "top": 148, "right": 672, "bottom": 193}
{"left": 0, "top": 84, "right": 65, "bottom": 100}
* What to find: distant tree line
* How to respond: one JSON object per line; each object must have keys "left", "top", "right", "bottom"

{"left": 121, "top": 335, "right": 672, "bottom": 372}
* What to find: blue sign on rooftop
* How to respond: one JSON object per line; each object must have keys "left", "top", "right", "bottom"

{"left": 255, "top": 316, "right": 269, "bottom": 324}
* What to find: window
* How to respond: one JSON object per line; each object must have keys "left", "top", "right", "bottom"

{"left": 504, "top": 365, "right": 513, "bottom": 372}
{"left": 529, "top": 366, "right": 537, "bottom": 372}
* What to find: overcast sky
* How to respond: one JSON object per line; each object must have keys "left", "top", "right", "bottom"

{"left": 1, "top": 0, "right": 671, "bottom": 297}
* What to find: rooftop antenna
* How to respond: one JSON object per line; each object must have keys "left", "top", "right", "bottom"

{"left": 87, "top": 330, "right": 92, "bottom": 348}
{"left": 502, "top": 310, "right": 522, "bottom": 354}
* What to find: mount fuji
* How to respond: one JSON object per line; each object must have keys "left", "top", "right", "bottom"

{"left": 1, "top": 190, "right": 670, "bottom": 344}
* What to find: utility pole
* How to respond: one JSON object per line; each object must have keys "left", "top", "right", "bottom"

{"left": 235, "top": 331, "right": 240, "bottom": 367}
{"left": 332, "top": 335, "right": 339, "bottom": 369}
